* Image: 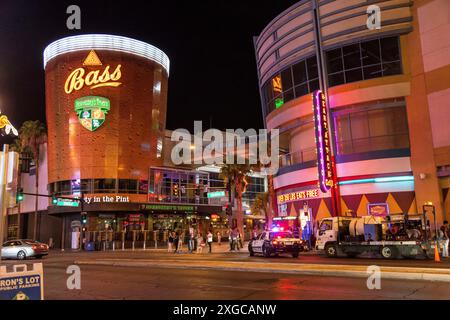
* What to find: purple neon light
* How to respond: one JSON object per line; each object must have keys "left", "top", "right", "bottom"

{"left": 314, "top": 90, "right": 330, "bottom": 193}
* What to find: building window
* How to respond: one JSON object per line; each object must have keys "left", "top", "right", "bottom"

{"left": 118, "top": 179, "right": 138, "bottom": 194}
{"left": 93, "top": 179, "right": 117, "bottom": 193}
{"left": 334, "top": 103, "right": 410, "bottom": 155}
{"left": 262, "top": 55, "right": 319, "bottom": 114}
{"left": 326, "top": 36, "right": 402, "bottom": 87}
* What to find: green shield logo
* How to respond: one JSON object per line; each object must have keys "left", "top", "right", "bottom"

{"left": 74, "top": 96, "right": 111, "bottom": 131}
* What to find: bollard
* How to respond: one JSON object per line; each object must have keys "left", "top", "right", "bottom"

{"left": 153, "top": 230, "right": 158, "bottom": 249}
{"left": 121, "top": 231, "right": 125, "bottom": 251}
{"left": 132, "top": 230, "right": 136, "bottom": 251}
{"left": 112, "top": 240, "right": 115, "bottom": 251}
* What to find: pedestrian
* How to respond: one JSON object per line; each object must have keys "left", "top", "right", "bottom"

{"left": 444, "top": 221, "right": 449, "bottom": 257}
{"left": 252, "top": 228, "right": 258, "bottom": 240}
{"left": 178, "top": 230, "right": 184, "bottom": 252}
{"left": 231, "top": 228, "right": 239, "bottom": 251}
{"left": 439, "top": 225, "right": 449, "bottom": 258}
{"left": 207, "top": 230, "right": 213, "bottom": 253}
{"left": 173, "top": 232, "right": 179, "bottom": 254}
{"left": 168, "top": 231, "right": 174, "bottom": 252}
{"left": 217, "top": 231, "right": 222, "bottom": 246}
{"left": 196, "top": 233, "right": 204, "bottom": 254}
{"left": 228, "top": 228, "right": 234, "bottom": 251}
{"left": 189, "top": 226, "right": 195, "bottom": 253}
{"left": 238, "top": 231, "right": 243, "bottom": 249}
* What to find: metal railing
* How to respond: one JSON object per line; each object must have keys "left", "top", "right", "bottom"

{"left": 337, "top": 133, "right": 409, "bottom": 155}
{"left": 279, "top": 147, "right": 317, "bottom": 168}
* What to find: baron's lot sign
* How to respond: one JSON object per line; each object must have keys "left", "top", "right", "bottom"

{"left": 0, "top": 263, "right": 44, "bottom": 300}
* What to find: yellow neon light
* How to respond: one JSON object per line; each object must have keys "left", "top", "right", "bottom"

{"left": 64, "top": 64, "right": 122, "bottom": 94}
{"left": 83, "top": 50, "right": 102, "bottom": 66}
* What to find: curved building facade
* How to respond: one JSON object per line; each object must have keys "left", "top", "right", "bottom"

{"left": 255, "top": 0, "right": 450, "bottom": 225}
{"left": 44, "top": 34, "right": 169, "bottom": 202}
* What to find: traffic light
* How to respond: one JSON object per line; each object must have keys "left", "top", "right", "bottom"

{"left": 16, "top": 187, "right": 24, "bottom": 203}
{"left": 81, "top": 212, "right": 88, "bottom": 225}
{"left": 172, "top": 183, "right": 179, "bottom": 197}
{"left": 52, "top": 195, "right": 58, "bottom": 205}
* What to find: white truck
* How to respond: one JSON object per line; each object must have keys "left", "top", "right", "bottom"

{"left": 315, "top": 214, "right": 434, "bottom": 259}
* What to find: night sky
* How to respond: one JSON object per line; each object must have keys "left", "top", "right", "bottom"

{"left": 0, "top": 0, "right": 298, "bottom": 141}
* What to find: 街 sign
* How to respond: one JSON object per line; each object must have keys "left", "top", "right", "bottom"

{"left": 0, "top": 263, "right": 44, "bottom": 300}
{"left": 75, "top": 96, "right": 111, "bottom": 131}
{"left": 313, "top": 90, "right": 333, "bottom": 193}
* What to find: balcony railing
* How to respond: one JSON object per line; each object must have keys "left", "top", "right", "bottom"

{"left": 337, "top": 133, "right": 409, "bottom": 155}
{"left": 279, "top": 147, "right": 317, "bottom": 168}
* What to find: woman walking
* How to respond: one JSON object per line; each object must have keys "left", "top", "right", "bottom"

{"left": 196, "top": 233, "right": 204, "bottom": 254}
{"left": 168, "top": 231, "right": 174, "bottom": 252}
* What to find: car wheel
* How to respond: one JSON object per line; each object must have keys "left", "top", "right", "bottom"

{"left": 292, "top": 251, "right": 299, "bottom": 258}
{"left": 17, "top": 250, "right": 26, "bottom": 260}
{"left": 262, "top": 245, "right": 271, "bottom": 258}
{"left": 248, "top": 245, "right": 254, "bottom": 257}
{"left": 381, "top": 246, "right": 398, "bottom": 259}
{"left": 325, "top": 244, "right": 338, "bottom": 258}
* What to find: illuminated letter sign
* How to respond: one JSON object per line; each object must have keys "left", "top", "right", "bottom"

{"left": 64, "top": 51, "right": 122, "bottom": 94}
{"left": 277, "top": 189, "right": 319, "bottom": 205}
{"left": 313, "top": 90, "right": 333, "bottom": 193}
{"left": 75, "top": 96, "right": 110, "bottom": 131}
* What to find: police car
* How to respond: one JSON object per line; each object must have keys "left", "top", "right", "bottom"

{"left": 248, "top": 228, "right": 302, "bottom": 258}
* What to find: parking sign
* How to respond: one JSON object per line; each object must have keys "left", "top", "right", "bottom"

{"left": 0, "top": 263, "right": 44, "bottom": 300}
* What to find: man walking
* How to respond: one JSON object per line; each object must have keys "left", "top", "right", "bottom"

{"left": 207, "top": 230, "right": 213, "bottom": 253}
{"left": 173, "top": 232, "right": 179, "bottom": 254}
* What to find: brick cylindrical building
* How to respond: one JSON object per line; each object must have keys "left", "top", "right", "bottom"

{"left": 44, "top": 35, "right": 169, "bottom": 203}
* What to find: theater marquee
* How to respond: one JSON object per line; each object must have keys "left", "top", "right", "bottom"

{"left": 313, "top": 90, "right": 333, "bottom": 193}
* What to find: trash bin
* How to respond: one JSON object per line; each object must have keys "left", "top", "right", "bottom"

{"left": 85, "top": 242, "right": 95, "bottom": 251}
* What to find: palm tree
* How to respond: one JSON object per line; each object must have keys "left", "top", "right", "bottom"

{"left": 251, "top": 191, "right": 272, "bottom": 226}
{"left": 19, "top": 120, "right": 47, "bottom": 240}
{"left": 220, "top": 164, "right": 253, "bottom": 236}
{"left": 266, "top": 174, "right": 275, "bottom": 229}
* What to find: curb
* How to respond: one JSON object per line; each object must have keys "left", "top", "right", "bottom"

{"left": 74, "top": 259, "right": 450, "bottom": 283}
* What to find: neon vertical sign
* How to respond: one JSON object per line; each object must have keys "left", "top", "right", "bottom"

{"left": 313, "top": 90, "right": 333, "bottom": 193}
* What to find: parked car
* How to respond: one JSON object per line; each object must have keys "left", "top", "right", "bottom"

{"left": 1, "top": 239, "right": 49, "bottom": 260}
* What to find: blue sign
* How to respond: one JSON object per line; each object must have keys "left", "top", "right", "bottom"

{"left": 0, "top": 264, "right": 44, "bottom": 300}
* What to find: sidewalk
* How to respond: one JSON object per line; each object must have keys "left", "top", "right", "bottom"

{"left": 75, "top": 257, "right": 450, "bottom": 283}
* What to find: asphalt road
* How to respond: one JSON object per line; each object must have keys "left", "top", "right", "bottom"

{"left": 1, "top": 250, "right": 450, "bottom": 300}
{"left": 23, "top": 249, "right": 450, "bottom": 269}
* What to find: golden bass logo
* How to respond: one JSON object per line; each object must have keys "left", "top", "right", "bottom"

{"left": 64, "top": 50, "right": 122, "bottom": 94}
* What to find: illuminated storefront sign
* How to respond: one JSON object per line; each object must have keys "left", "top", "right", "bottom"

{"left": 277, "top": 189, "right": 319, "bottom": 204}
{"left": 141, "top": 204, "right": 195, "bottom": 212}
{"left": 313, "top": 90, "right": 333, "bottom": 193}
{"left": 0, "top": 114, "right": 18, "bottom": 136}
{"left": 207, "top": 191, "right": 226, "bottom": 199}
{"left": 368, "top": 203, "right": 389, "bottom": 217}
{"left": 64, "top": 50, "right": 122, "bottom": 94}
{"left": 75, "top": 96, "right": 110, "bottom": 131}
{"left": 272, "top": 75, "right": 284, "bottom": 108}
